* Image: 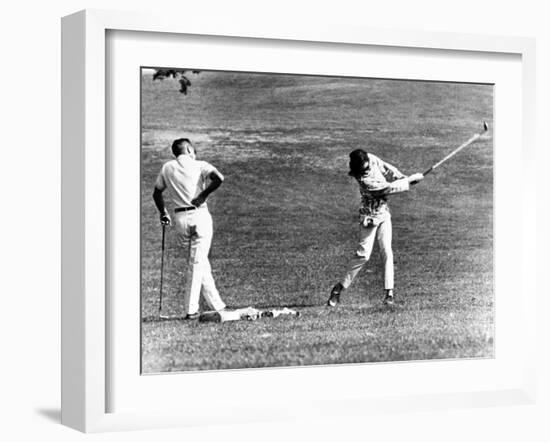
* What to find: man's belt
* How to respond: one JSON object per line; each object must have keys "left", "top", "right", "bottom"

{"left": 174, "top": 206, "right": 197, "bottom": 213}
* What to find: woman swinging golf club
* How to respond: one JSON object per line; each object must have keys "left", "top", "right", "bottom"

{"left": 327, "top": 149, "right": 424, "bottom": 306}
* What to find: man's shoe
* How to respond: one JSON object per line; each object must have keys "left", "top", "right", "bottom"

{"left": 184, "top": 312, "right": 200, "bottom": 320}
{"left": 383, "top": 294, "right": 395, "bottom": 306}
{"left": 327, "top": 283, "right": 343, "bottom": 307}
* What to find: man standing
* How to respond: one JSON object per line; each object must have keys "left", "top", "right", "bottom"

{"left": 327, "top": 149, "right": 423, "bottom": 307}
{"left": 153, "top": 138, "right": 226, "bottom": 319}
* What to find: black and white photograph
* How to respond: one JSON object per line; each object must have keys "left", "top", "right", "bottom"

{"left": 140, "top": 68, "right": 494, "bottom": 373}
{"left": 4, "top": 0, "right": 549, "bottom": 439}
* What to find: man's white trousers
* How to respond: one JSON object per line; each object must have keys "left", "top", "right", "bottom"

{"left": 173, "top": 208, "right": 226, "bottom": 315}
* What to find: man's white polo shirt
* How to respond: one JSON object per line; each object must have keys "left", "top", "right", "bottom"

{"left": 154, "top": 154, "right": 219, "bottom": 209}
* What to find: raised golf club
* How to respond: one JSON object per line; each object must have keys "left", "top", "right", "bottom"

{"left": 423, "top": 121, "right": 489, "bottom": 176}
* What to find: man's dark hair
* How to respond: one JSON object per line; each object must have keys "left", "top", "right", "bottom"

{"left": 348, "top": 149, "right": 370, "bottom": 177}
{"left": 171, "top": 138, "right": 195, "bottom": 157}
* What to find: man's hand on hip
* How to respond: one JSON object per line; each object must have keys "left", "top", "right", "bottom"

{"left": 191, "top": 195, "right": 206, "bottom": 207}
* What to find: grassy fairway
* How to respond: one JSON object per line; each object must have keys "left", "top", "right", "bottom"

{"left": 140, "top": 71, "right": 493, "bottom": 373}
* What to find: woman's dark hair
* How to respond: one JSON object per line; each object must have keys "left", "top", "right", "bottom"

{"left": 348, "top": 149, "right": 370, "bottom": 177}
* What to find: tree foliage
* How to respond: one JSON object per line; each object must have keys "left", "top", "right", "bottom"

{"left": 152, "top": 69, "right": 201, "bottom": 94}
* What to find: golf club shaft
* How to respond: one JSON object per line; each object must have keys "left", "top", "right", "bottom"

{"left": 424, "top": 123, "right": 488, "bottom": 176}
{"left": 159, "top": 224, "right": 166, "bottom": 313}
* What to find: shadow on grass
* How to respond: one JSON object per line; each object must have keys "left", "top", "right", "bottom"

{"left": 143, "top": 301, "right": 407, "bottom": 323}
{"left": 142, "top": 315, "right": 186, "bottom": 323}
{"left": 142, "top": 303, "right": 318, "bottom": 323}
{"left": 227, "top": 302, "right": 320, "bottom": 309}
